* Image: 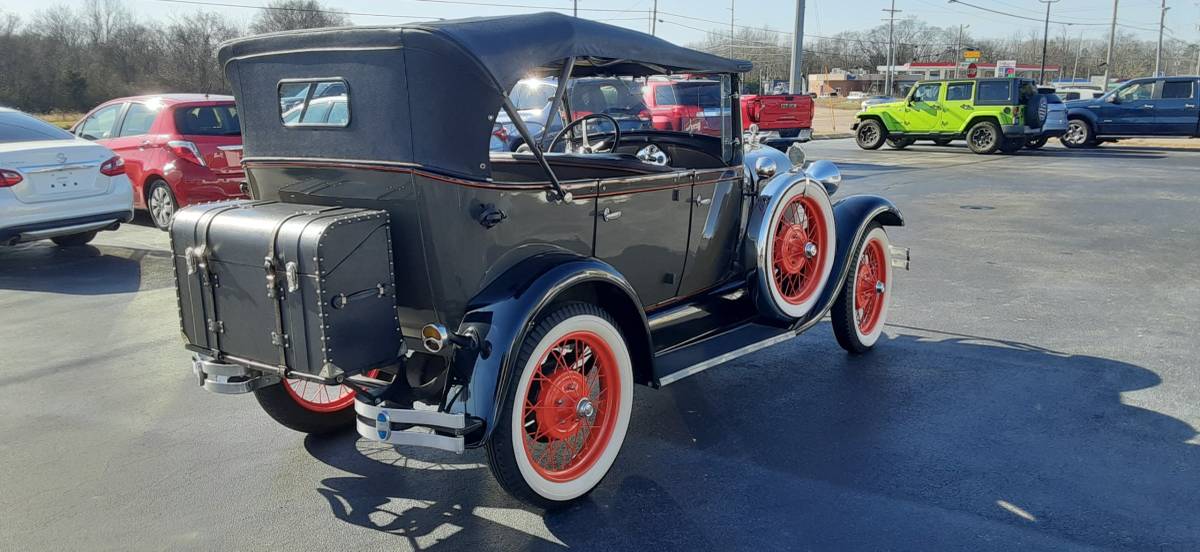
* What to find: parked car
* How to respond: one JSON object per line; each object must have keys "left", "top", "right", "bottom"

{"left": 72, "top": 95, "right": 246, "bottom": 230}
{"left": 491, "top": 77, "right": 653, "bottom": 152}
{"left": 183, "top": 13, "right": 909, "bottom": 509}
{"left": 853, "top": 78, "right": 1049, "bottom": 154}
{"left": 1026, "top": 87, "right": 1068, "bottom": 149}
{"left": 645, "top": 78, "right": 814, "bottom": 139}
{"left": 1056, "top": 88, "right": 1104, "bottom": 101}
{"left": 860, "top": 95, "right": 895, "bottom": 110}
{"left": 1061, "top": 76, "right": 1200, "bottom": 148}
{"left": 846, "top": 91, "right": 868, "bottom": 100}
{"left": 0, "top": 107, "right": 133, "bottom": 246}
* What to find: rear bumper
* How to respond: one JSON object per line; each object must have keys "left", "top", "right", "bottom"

{"left": 355, "top": 399, "right": 473, "bottom": 454}
{"left": 165, "top": 163, "right": 248, "bottom": 207}
{"left": 0, "top": 209, "right": 133, "bottom": 244}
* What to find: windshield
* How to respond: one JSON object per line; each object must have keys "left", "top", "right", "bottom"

{"left": 510, "top": 81, "right": 557, "bottom": 111}
{"left": 0, "top": 111, "right": 75, "bottom": 143}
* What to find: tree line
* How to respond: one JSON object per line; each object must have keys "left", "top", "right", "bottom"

{"left": 0, "top": 0, "right": 347, "bottom": 113}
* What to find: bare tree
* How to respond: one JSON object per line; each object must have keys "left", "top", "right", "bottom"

{"left": 249, "top": 0, "right": 348, "bottom": 35}
{"left": 159, "top": 12, "right": 243, "bottom": 92}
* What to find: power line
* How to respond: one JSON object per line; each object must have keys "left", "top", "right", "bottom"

{"left": 154, "top": 0, "right": 652, "bottom": 17}
{"left": 947, "top": 0, "right": 1158, "bottom": 32}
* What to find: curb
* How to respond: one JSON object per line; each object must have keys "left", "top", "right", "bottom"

{"left": 810, "top": 133, "right": 853, "bottom": 141}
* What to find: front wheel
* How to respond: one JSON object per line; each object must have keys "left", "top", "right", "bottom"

{"left": 832, "top": 225, "right": 894, "bottom": 354}
{"left": 966, "top": 121, "right": 1002, "bottom": 154}
{"left": 1061, "top": 119, "right": 1097, "bottom": 148}
{"left": 855, "top": 119, "right": 886, "bottom": 150}
{"left": 487, "top": 302, "right": 633, "bottom": 509}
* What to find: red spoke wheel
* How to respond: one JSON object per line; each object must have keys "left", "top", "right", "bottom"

{"left": 832, "top": 225, "right": 894, "bottom": 354}
{"left": 254, "top": 369, "right": 383, "bottom": 435}
{"left": 760, "top": 180, "right": 836, "bottom": 319}
{"left": 487, "top": 303, "right": 633, "bottom": 509}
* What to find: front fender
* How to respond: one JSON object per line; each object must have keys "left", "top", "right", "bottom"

{"left": 452, "top": 252, "right": 647, "bottom": 447}
{"left": 1066, "top": 107, "right": 1099, "bottom": 127}
{"left": 805, "top": 195, "right": 904, "bottom": 327}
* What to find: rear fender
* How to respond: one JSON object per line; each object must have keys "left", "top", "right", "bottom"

{"left": 451, "top": 253, "right": 649, "bottom": 447}
{"left": 807, "top": 195, "right": 904, "bottom": 323}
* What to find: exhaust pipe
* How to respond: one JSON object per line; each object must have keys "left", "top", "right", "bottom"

{"left": 420, "top": 324, "right": 480, "bottom": 353}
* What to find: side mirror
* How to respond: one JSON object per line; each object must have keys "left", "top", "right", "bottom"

{"left": 1105, "top": 94, "right": 1118, "bottom": 104}
{"left": 805, "top": 159, "right": 841, "bottom": 196}
{"left": 81, "top": 133, "right": 98, "bottom": 141}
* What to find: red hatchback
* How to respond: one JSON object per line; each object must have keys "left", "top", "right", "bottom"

{"left": 73, "top": 95, "right": 246, "bottom": 229}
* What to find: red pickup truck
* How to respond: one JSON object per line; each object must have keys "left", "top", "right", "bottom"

{"left": 643, "top": 79, "right": 814, "bottom": 139}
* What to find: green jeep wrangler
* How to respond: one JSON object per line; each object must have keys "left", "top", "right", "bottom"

{"left": 853, "top": 78, "right": 1049, "bottom": 154}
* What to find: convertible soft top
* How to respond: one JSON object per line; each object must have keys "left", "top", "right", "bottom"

{"left": 218, "top": 13, "right": 751, "bottom": 179}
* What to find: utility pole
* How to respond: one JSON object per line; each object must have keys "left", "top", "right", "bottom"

{"left": 650, "top": 0, "right": 657, "bottom": 35}
{"left": 1072, "top": 31, "right": 1084, "bottom": 82}
{"left": 1104, "top": 0, "right": 1118, "bottom": 87}
{"left": 1154, "top": 0, "right": 1170, "bottom": 76}
{"left": 729, "top": 0, "right": 735, "bottom": 59}
{"left": 1039, "top": 0, "right": 1060, "bottom": 85}
{"left": 884, "top": 0, "right": 900, "bottom": 96}
{"left": 955, "top": 24, "right": 967, "bottom": 78}
{"left": 573, "top": 0, "right": 578, "bottom": 17}
{"left": 790, "top": 0, "right": 805, "bottom": 94}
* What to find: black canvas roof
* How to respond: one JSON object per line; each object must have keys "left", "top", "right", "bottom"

{"left": 217, "top": 13, "right": 750, "bottom": 180}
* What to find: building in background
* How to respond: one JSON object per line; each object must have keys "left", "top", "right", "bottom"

{"left": 808, "top": 61, "right": 1062, "bottom": 97}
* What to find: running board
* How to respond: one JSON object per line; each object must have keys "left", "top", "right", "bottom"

{"left": 653, "top": 322, "right": 795, "bottom": 387}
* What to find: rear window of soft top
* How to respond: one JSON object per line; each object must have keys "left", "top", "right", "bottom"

{"left": 174, "top": 105, "right": 240, "bottom": 136}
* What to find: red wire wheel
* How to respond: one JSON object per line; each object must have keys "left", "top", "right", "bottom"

{"left": 520, "top": 330, "right": 620, "bottom": 483}
{"left": 284, "top": 369, "right": 379, "bottom": 413}
{"left": 854, "top": 237, "right": 888, "bottom": 335}
{"left": 771, "top": 194, "right": 830, "bottom": 306}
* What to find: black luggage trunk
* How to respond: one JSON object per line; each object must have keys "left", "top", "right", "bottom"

{"left": 170, "top": 200, "right": 401, "bottom": 380}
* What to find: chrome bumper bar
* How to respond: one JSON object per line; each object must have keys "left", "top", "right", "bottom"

{"left": 192, "top": 355, "right": 280, "bottom": 394}
{"left": 354, "top": 399, "right": 468, "bottom": 454}
{"left": 889, "top": 245, "right": 911, "bottom": 270}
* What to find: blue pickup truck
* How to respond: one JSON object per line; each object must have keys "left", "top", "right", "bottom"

{"left": 1062, "top": 76, "right": 1200, "bottom": 147}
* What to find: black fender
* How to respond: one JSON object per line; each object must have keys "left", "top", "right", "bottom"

{"left": 803, "top": 194, "right": 904, "bottom": 328}
{"left": 451, "top": 252, "right": 650, "bottom": 447}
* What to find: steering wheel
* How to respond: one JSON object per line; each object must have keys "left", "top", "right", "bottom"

{"left": 548, "top": 113, "right": 622, "bottom": 154}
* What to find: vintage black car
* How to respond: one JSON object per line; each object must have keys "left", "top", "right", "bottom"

{"left": 175, "top": 13, "right": 909, "bottom": 508}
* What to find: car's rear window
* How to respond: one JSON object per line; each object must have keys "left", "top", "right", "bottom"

{"left": 174, "top": 105, "right": 240, "bottom": 136}
{"left": 0, "top": 111, "right": 74, "bottom": 143}
{"left": 667, "top": 81, "right": 722, "bottom": 108}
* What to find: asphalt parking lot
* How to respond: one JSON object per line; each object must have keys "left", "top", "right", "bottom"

{"left": 2, "top": 139, "right": 1198, "bottom": 551}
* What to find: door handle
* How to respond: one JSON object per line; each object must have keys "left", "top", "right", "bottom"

{"left": 139, "top": 140, "right": 151, "bottom": 149}
{"left": 1186, "top": 104, "right": 1197, "bottom": 108}
{"left": 693, "top": 196, "right": 711, "bottom": 206}
{"left": 600, "top": 207, "right": 622, "bottom": 222}
{"left": 1141, "top": 104, "right": 1155, "bottom": 109}
{"left": 960, "top": 105, "right": 972, "bottom": 110}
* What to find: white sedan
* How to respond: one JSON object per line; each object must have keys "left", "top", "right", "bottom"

{"left": 1, "top": 107, "right": 134, "bottom": 247}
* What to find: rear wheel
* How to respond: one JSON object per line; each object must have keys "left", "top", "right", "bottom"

{"left": 146, "top": 180, "right": 177, "bottom": 231}
{"left": 51, "top": 231, "right": 98, "bottom": 247}
{"left": 966, "top": 121, "right": 1002, "bottom": 154}
{"left": 254, "top": 370, "right": 380, "bottom": 435}
{"left": 487, "top": 303, "right": 633, "bottom": 509}
{"left": 832, "top": 225, "right": 893, "bottom": 354}
{"left": 855, "top": 119, "right": 886, "bottom": 150}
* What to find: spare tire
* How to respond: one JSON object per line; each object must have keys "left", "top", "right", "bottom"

{"left": 1024, "top": 94, "right": 1049, "bottom": 129}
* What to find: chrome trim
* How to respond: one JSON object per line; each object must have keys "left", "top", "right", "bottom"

{"left": 754, "top": 156, "right": 777, "bottom": 180}
{"left": 421, "top": 323, "right": 450, "bottom": 353}
{"left": 192, "top": 356, "right": 280, "bottom": 394}
{"left": 658, "top": 330, "right": 796, "bottom": 386}
{"left": 889, "top": 245, "right": 910, "bottom": 270}
{"left": 21, "top": 162, "right": 102, "bottom": 174}
{"left": 216, "top": 145, "right": 243, "bottom": 152}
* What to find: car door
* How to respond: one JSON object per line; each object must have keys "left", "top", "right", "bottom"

{"left": 103, "top": 102, "right": 163, "bottom": 208}
{"left": 594, "top": 171, "right": 691, "bottom": 307}
{"left": 1099, "top": 80, "right": 1157, "bottom": 135}
{"left": 903, "top": 82, "right": 942, "bottom": 133}
{"left": 1154, "top": 79, "right": 1199, "bottom": 136}
{"left": 938, "top": 81, "right": 974, "bottom": 135}
{"left": 677, "top": 166, "right": 744, "bottom": 298}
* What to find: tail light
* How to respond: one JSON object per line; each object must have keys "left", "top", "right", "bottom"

{"left": 748, "top": 100, "right": 763, "bottom": 123}
{"left": 0, "top": 169, "right": 22, "bottom": 187}
{"left": 637, "top": 109, "right": 651, "bottom": 121}
{"left": 168, "top": 140, "right": 207, "bottom": 167}
{"left": 492, "top": 125, "right": 509, "bottom": 143}
{"left": 99, "top": 156, "right": 125, "bottom": 176}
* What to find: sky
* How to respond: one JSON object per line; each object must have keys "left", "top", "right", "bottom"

{"left": 0, "top": 0, "right": 1197, "bottom": 49}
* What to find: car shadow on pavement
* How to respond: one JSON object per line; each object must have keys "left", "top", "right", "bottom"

{"left": 304, "top": 327, "right": 1198, "bottom": 551}
{"left": 0, "top": 241, "right": 174, "bottom": 294}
